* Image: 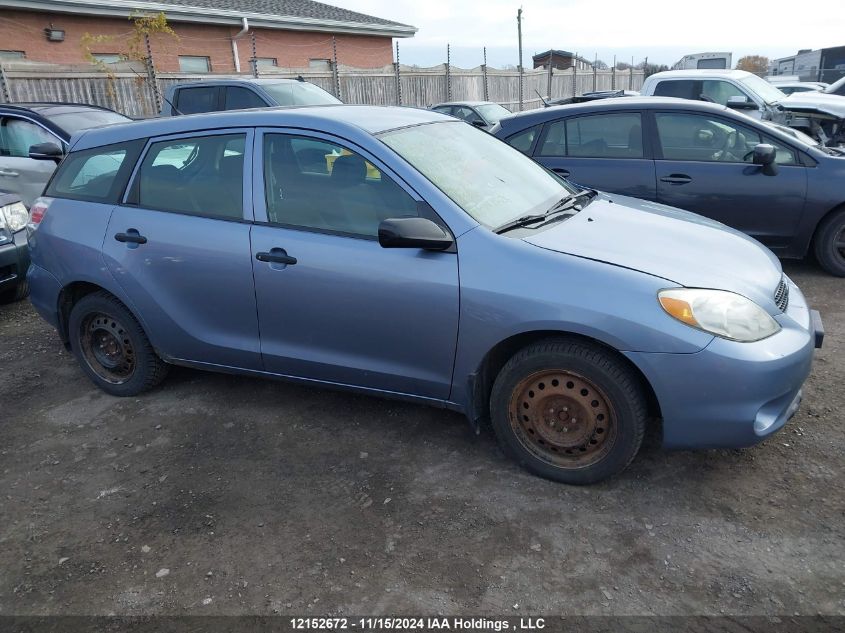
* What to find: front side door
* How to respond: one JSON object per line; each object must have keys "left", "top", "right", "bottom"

{"left": 532, "top": 111, "right": 656, "bottom": 200}
{"left": 0, "top": 115, "right": 62, "bottom": 206}
{"left": 652, "top": 111, "right": 807, "bottom": 251}
{"left": 102, "top": 129, "right": 262, "bottom": 369}
{"left": 250, "top": 130, "right": 460, "bottom": 400}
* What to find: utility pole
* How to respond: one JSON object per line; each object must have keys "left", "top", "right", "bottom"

{"left": 517, "top": 7, "right": 523, "bottom": 111}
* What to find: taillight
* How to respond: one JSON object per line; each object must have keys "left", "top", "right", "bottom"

{"left": 28, "top": 197, "right": 51, "bottom": 229}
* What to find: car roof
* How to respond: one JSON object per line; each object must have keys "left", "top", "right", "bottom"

{"left": 71, "top": 104, "right": 453, "bottom": 151}
{"left": 497, "top": 96, "right": 731, "bottom": 128}
{"left": 646, "top": 69, "right": 753, "bottom": 81}
{"left": 0, "top": 102, "right": 120, "bottom": 115}
{"left": 432, "top": 101, "right": 498, "bottom": 107}
{"left": 172, "top": 78, "right": 310, "bottom": 87}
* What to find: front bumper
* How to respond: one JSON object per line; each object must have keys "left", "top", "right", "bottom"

{"left": 626, "top": 277, "right": 821, "bottom": 450}
{"left": 0, "top": 229, "right": 29, "bottom": 291}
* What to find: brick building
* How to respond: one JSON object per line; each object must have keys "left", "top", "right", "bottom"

{"left": 0, "top": 0, "right": 416, "bottom": 72}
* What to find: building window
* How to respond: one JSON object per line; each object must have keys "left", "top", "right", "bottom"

{"left": 0, "top": 50, "right": 25, "bottom": 60}
{"left": 309, "top": 59, "right": 332, "bottom": 70}
{"left": 92, "top": 53, "right": 124, "bottom": 64}
{"left": 179, "top": 56, "right": 211, "bottom": 73}
{"left": 256, "top": 57, "right": 277, "bottom": 68}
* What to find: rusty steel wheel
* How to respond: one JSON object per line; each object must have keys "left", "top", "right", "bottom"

{"left": 79, "top": 312, "right": 137, "bottom": 385}
{"left": 490, "top": 338, "right": 647, "bottom": 484}
{"left": 508, "top": 370, "right": 616, "bottom": 469}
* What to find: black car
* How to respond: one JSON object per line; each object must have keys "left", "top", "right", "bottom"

{"left": 430, "top": 101, "right": 512, "bottom": 130}
{"left": 0, "top": 192, "right": 29, "bottom": 301}
{"left": 491, "top": 96, "right": 845, "bottom": 275}
{"left": 0, "top": 102, "right": 131, "bottom": 207}
{"left": 545, "top": 89, "right": 638, "bottom": 106}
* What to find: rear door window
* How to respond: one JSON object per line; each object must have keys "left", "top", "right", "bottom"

{"left": 175, "top": 86, "right": 220, "bottom": 114}
{"left": 538, "top": 113, "right": 644, "bottom": 158}
{"left": 225, "top": 87, "right": 268, "bottom": 110}
{"left": 46, "top": 140, "right": 145, "bottom": 203}
{"left": 135, "top": 133, "right": 245, "bottom": 220}
{"left": 653, "top": 80, "right": 699, "bottom": 100}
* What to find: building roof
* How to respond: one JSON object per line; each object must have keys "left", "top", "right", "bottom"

{"left": 3, "top": 0, "right": 417, "bottom": 38}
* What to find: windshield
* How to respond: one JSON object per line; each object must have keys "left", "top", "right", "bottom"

{"left": 380, "top": 121, "right": 576, "bottom": 229}
{"left": 47, "top": 109, "right": 131, "bottom": 135}
{"left": 476, "top": 103, "right": 512, "bottom": 124}
{"left": 263, "top": 81, "right": 341, "bottom": 106}
{"left": 738, "top": 74, "right": 786, "bottom": 104}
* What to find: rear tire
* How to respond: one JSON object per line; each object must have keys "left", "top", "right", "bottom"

{"left": 814, "top": 209, "right": 845, "bottom": 277}
{"left": 68, "top": 291, "right": 168, "bottom": 396}
{"left": 490, "top": 338, "right": 647, "bottom": 485}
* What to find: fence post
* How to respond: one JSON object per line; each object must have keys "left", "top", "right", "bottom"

{"left": 612, "top": 55, "right": 616, "bottom": 90}
{"left": 331, "top": 36, "right": 341, "bottom": 100}
{"left": 445, "top": 43, "right": 451, "bottom": 101}
{"left": 143, "top": 33, "right": 162, "bottom": 115}
{"left": 546, "top": 56, "right": 553, "bottom": 100}
{"left": 250, "top": 31, "right": 258, "bottom": 78}
{"left": 0, "top": 65, "right": 10, "bottom": 103}
{"left": 592, "top": 55, "right": 597, "bottom": 91}
{"left": 572, "top": 52, "right": 578, "bottom": 96}
{"left": 394, "top": 41, "right": 402, "bottom": 105}
{"left": 630, "top": 64, "right": 633, "bottom": 90}
{"left": 482, "top": 47, "right": 489, "bottom": 102}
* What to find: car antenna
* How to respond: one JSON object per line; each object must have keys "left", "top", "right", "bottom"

{"left": 128, "top": 66, "right": 183, "bottom": 115}
{"left": 535, "top": 89, "right": 550, "bottom": 108}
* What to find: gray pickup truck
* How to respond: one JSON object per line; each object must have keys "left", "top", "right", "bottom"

{"left": 160, "top": 78, "right": 341, "bottom": 116}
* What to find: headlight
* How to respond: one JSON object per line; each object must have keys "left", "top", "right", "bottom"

{"left": 658, "top": 288, "right": 781, "bottom": 342}
{"left": 1, "top": 201, "right": 29, "bottom": 233}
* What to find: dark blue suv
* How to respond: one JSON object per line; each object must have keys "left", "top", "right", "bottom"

{"left": 491, "top": 97, "right": 845, "bottom": 275}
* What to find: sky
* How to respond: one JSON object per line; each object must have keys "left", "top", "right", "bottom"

{"left": 330, "top": 0, "right": 844, "bottom": 69}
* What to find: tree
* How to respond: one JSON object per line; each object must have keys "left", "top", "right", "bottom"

{"left": 638, "top": 62, "right": 669, "bottom": 78}
{"left": 736, "top": 55, "right": 769, "bottom": 75}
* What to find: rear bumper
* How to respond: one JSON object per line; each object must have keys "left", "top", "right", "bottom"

{"left": 626, "top": 278, "right": 819, "bottom": 450}
{"left": 0, "top": 229, "right": 29, "bottom": 291}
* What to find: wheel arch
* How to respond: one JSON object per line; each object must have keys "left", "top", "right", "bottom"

{"left": 465, "top": 330, "right": 662, "bottom": 431}
{"left": 57, "top": 281, "right": 129, "bottom": 348}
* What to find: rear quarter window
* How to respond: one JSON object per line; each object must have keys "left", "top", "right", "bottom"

{"left": 46, "top": 139, "right": 145, "bottom": 203}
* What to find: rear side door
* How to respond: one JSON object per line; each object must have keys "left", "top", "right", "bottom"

{"left": 0, "top": 115, "right": 63, "bottom": 207}
{"left": 532, "top": 111, "right": 656, "bottom": 200}
{"left": 249, "top": 129, "right": 460, "bottom": 399}
{"left": 102, "top": 129, "right": 262, "bottom": 369}
{"left": 652, "top": 110, "right": 807, "bottom": 251}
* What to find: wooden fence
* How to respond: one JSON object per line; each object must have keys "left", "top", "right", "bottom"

{"left": 0, "top": 60, "right": 645, "bottom": 118}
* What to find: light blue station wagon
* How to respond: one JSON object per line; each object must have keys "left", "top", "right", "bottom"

{"left": 26, "top": 105, "right": 823, "bottom": 484}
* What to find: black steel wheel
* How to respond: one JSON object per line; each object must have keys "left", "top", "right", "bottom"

{"left": 814, "top": 209, "right": 845, "bottom": 277}
{"left": 68, "top": 291, "right": 168, "bottom": 396}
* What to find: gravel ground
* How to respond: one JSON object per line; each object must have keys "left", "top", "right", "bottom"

{"left": 0, "top": 260, "right": 842, "bottom": 617}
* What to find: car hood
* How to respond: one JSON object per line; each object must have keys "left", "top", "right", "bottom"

{"left": 781, "top": 91, "right": 845, "bottom": 118}
{"left": 522, "top": 193, "right": 783, "bottom": 310}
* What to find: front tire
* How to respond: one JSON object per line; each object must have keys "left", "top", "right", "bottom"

{"left": 814, "top": 209, "right": 845, "bottom": 277}
{"left": 490, "top": 339, "right": 647, "bottom": 485}
{"left": 68, "top": 291, "right": 168, "bottom": 396}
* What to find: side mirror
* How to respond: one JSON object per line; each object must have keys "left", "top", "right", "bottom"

{"left": 29, "top": 142, "right": 64, "bottom": 162}
{"left": 378, "top": 217, "right": 454, "bottom": 251}
{"left": 471, "top": 119, "right": 487, "bottom": 128}
{"left": 726, "top": 95, "right": 756, "bottom": 110}
{"left": 752, "top": 143, "right": 778, "bottom": 175}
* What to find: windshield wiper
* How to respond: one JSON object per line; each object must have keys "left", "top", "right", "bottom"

{"left": 494, "top": 189, "right": 597, "bottom": 234}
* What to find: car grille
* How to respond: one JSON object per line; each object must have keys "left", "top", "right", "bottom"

{"left": 774, "top": 277, "right": 789, "bottom": 313}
